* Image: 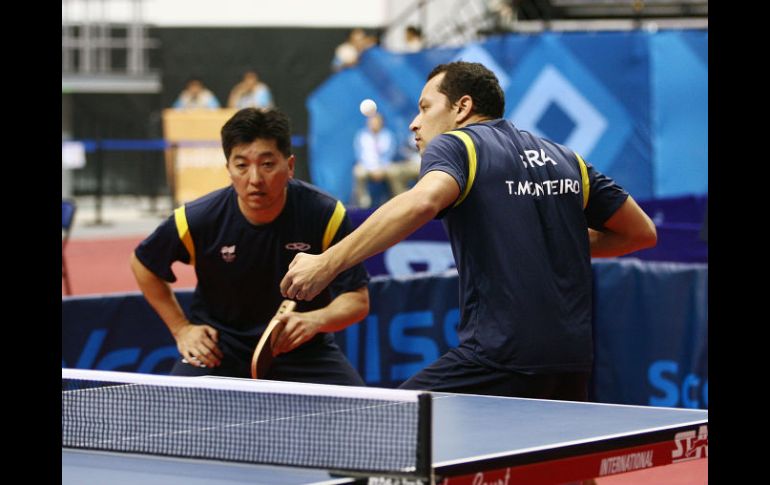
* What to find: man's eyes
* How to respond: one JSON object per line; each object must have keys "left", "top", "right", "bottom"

{"left": 234, "top": 159, "right": 277, "bottom": 170}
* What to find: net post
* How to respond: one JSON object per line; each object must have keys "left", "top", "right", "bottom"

{"left": 416, "top": 392, "right": 433, "bottom": 483}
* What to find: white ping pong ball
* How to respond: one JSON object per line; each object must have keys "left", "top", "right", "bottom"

{"left": 359, "top": 99, "right": 378, "bottom": 117}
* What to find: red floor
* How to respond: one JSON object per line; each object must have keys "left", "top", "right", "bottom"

{"left": 62, "top": 236, "right": 197, "bottom": 296}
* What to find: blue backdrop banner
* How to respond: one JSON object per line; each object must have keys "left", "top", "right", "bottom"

{"left": 308, "top": 29, "right": 707, "bottom": 204}
{"left": 62, "top": 259, "right": 707, "bottom": 408}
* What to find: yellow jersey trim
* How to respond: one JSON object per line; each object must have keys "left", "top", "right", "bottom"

{"left": 322, "top": 200, "right": 346, "bottom": 251}
{"left": 575, "top": 153, "right": 590, "bottom": 209}
{"left": 174, "top": 206, "right": 195, "bottom": 266}
{"left": 446, "top": 130, "right": 477, "bottom": 208}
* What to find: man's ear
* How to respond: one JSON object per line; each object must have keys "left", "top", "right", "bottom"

{"left": 455, "top": 95, "right": 474, "bottom": 124}
{"left": 287, "top": 154, "right": 296, "bottom": 177}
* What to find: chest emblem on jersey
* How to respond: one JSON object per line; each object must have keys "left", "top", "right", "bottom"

{"left": 220, "top": 245, "right": 236, "bottom": 263}
{"left": 285, "top": 242, "right": 311, "bottom": 251}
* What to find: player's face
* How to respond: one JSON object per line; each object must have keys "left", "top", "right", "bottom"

{"left": 227, "top": 138, "right": 294, "bottom": 223}
{"left": 410, "top": 73, "right": 457, "bottom": 154}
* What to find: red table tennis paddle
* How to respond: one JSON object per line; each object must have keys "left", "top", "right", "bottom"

{"left": 251, "top": 300, "right": 297, "bottom": 379}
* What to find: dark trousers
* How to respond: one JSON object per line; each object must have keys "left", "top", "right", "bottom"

{"left": 398, "top": 349, "right": 589, "bottom": 401}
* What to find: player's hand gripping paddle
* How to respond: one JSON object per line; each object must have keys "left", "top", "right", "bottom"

{"left": 251, "top": 300, "right": 297, "bottom": 379}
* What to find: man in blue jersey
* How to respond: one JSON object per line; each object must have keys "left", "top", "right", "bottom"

{"left": 130, "top": 108, "right": 369, "bottom": 385}
{"left": 280, "top": 62, "right": 657, "bottom": 399}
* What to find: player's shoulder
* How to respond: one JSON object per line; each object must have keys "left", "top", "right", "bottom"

{"left": 180, "top": 186, "right": 233, "bottom": 222}
{"left": 287, "top": 179, "right": 341, "bottom": 213}
{"left": 424, "top": 129, "right": 469, "bottom": 157}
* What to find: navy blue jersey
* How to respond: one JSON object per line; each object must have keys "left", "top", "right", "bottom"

{"left": 420, "top": 119, "right": 628, "bottom": 373}
{"left": 135, "top": 179, "right": 370, "bottom": 351}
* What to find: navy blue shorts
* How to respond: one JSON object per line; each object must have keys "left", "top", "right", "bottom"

{"left": 398, "top": 349, "right": 589, "bottom": 401}
{"left": 170, "top": 332, "right": 365, "bottom": 387}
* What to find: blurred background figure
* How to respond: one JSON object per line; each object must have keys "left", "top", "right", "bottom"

{"left": 404, "top": 25, "right": 424, "bottom": 52}
{"left": 172, "top": 77, "right": 221, "bottom": 110}
{"left": 488, "top": 0, "right": 517, "bottom": 31}
{"left": 352, "top": 113, "right": 396, "bottom": 208}
{"left": 227, "top": 70, "right": 274, "bottom": 110}
{"left": 332, "top": 28, "right": 377, "bottom": 71}
{"left": 352, "top": 113, "right": 418, "bottom": 208}
{"left": 390, "top": 130, "right": 421, "bottom": 195}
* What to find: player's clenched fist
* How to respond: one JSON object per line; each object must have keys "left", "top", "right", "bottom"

{"left": 280, "top": 252, "right": 337, "bottom": 302}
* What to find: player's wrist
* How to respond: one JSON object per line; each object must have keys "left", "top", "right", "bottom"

{"left": 324, "top": 245, "right": 347, "bottom": 276}
{"left": 170, "top": 320, "right": 193, "bottom": 338}
{"left": 299, "top": 310, "right": 325, "bottom": 332}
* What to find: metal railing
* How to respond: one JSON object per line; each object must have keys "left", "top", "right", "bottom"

{"left": 382, "top": 0, "right": 707, "bottom": 51}
{"left": 62, "top": 0, "right": 160, "bottom": 92}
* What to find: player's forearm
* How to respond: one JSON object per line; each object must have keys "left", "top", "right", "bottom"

{"left": 281, "top": 172, "right": 457, "bottom": 302}
{"left": 325, "top": 190, "right": 439, "bottom": 276}
{"left": 588, "top": 196, "right": 657, "bottom": 257}
{"left": 588, "top": 227, "right": 657, "bottom": 257}
{"left": 306, "top": 286, "right": 369, "bottom": 333}
{"left": 130, "top": 252, "right": 190, "bottom": 337}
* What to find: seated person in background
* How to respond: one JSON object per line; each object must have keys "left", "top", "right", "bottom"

{"left": 388, "top": 132, "right": 421, "bottom": 196}
{"left": 332, "top": 28, "right": 377, "bottom": 71}
{"left": 352, "top": 113, "right": 396, "bottom": 208}
{"left": 172, "top": 78, "right": 221, "bottom": 110}
{"left": 130, "top": 107, "right": 369, "bottom": 386}
{"left": 227, "top": 70, "right": 274, "bottom": 110}
{"left": 404, "top": 25, "right": 424, "bottom": 52}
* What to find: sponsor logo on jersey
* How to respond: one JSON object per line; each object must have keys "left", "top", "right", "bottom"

{"left": 285, "top": 242, "right": 311, "bottom": 251}
{"left": 220, "top": 245, "right": 236, "bottom": 263}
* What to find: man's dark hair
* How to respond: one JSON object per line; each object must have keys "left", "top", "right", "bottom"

{"left": 221, "top": 108, "right": 292, "bottom": 160}
{"left": 184, "top": 76, "right": 203, "bottom": 87}
{"left": 427, "top": 61, "right": 505, "bottom": 119}
{"left": 406, "top": 25, "right": 422, "bottom": 37}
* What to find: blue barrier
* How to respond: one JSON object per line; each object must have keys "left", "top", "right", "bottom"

{"left": 591, "top": 259, "right": 708, "bottom": 408}
{"left": 62, "top": 259, "right": 707, "bottom": 408}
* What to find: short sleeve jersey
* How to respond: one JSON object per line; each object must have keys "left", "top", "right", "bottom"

{"left": 135, "top": 179, "right": 370, "bottom": 346}
{"left": 420, "top": 119, "right": 628, "bottom": 373}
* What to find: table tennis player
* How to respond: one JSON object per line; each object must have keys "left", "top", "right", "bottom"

{"left": 130, "top": 107, "right": 369, "bottom": 385}
{"left": 281, "top": 61, "right": 658, "bottom": 400}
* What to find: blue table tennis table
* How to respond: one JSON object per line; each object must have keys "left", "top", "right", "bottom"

{"left": 62, "top": 387, "right": 707, "bottom": 485}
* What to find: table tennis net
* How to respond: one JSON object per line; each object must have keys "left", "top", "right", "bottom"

{"left": 62, "top": 369, "right": 431, "bottom": 476}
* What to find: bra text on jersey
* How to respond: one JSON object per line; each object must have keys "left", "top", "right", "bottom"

{"left": 520, "top": 149, "right": 557, "bottom": 168}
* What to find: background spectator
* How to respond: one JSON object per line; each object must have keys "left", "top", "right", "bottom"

{"left": 332, "top": 28, "right": 377, "bottom": 71}
{"left": 227, "top": 70, "right": 274, "bottom": 110}
{"left": 172, "top": 78, "right": 221, "bottom": 110}
{"left": 352, "top": 113, "right": 396, "bottom": 208}
{"left": 404, "top": 25, "right": 424, "bottom": 52}
{"left": 352, "top": 113, "right": 418, "bottom": 208}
